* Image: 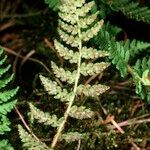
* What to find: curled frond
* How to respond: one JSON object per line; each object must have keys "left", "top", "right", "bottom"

{"left": 69, "top": 105, "right": 94, "bottom": 119}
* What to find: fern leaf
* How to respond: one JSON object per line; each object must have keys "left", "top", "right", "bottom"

{"left": 69, "top": 105, "right": 94, "bottom": 119}
{"left": 54, "top": 40, "right": 79, "bottom": 63}
{"left": 60, "top": 132, "right": 89, "bottom": 143}
{"left": 44, "top": 0, "right": 60, "bottom": 11}
{"left": 82, "top": 20, "right": 103, "bottom": 42}
{"left": 51, "top": 62, "right": 76, "bottom": 84}
{"left": 77, "top": 84, "right": 110, "bottom": 97}
{"left": 81, "top": 46, "right": 110, "bottom": 59}
{"left": 110, "top": 41, "right": 130, "bottom": 77}
{"left": 39, "top": 75, "right": 71, "bottom": 102}
{"left": 29, "top": 103, "right": 63, "bottom": 127}
{"left": 0, "top": 74, "right": 14, "bottom": 89}
{"left": 79, "top": 12, "right": 99, "bottom": 29}
{"left": 133, "top": 57, "right": 150, "bottom": 101}
{"left": 0, "top": 47, "right": 18, "bottom": 138}
{"left": 0, "top": 65, "right": 11, "bottom": 78}
{"left": 121, "top": 39, "right": 150, "bottom": 58}
{"left": 0, "top": 100, "right": 17, "bottom": 115}
{"left": 0, "top": 55, "right": 7, "bottom": 65}
{"left": 80, "top": 62, "right": 110, "bottom": 76}
{"left": 18, "top": 125, "right": 50, "bottom": 150}
{"left": 0, "top": 88, "right": 19, "bottom": 103}
{"left": 119, "top": 2, "right": 150, "bottom": 23}
{"left": 0, "top": 140, "right": 14, "bottom": 150}
{"left": 0, "top": 115, "right": 11, "bottom": 134}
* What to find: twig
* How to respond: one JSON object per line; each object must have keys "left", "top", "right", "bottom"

{"left": 131, "top": 141, "right": 140, "bottom": 150}
{"left": 1, "top": 11, "right": 42, "bottom": 19}
{"left": 0, "top": 19, "right": 14, "bottom": 31}
{"left": 107, "top": 116, "right": 150, "bottom": 129}
{"left": 20, "top": 50, "right": 35, "bottom": 67}
{"left": 85, "top": 73, "right": 99, "bottom": 85}
{"left": 76, "top": 139, "right": 81, "bottom": 150}
{"left": 2, "top": 46, "right": 51, "bottom": 74}
{"left": 15, "top": 107, "right": 39, "bottom": 141}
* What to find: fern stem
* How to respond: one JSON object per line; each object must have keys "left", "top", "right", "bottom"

{"left": 51, "top": 21, "right": 82, "bottom": 149}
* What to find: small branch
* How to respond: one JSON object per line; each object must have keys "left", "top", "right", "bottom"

{"left": 0, "top": 19, "right": 14, "bottom": 31}
{"left": 107, "top": 115, "right": 150, "bottom": 129}
{"left": 76, "top": 140, "right": 81, "bottom": 150}
{"left": 131, "top": 141, "right": 140, "bottom": 150}
{"left": 2, "top": 46, "right": 51, "bottom": 74}
{"left": 85, "top": 73, "right": 99, "bottom": 85}
{"left": 15, "top": 107, "right": 39, "bottom": 141}
{"left": 0, "top": 11, "right": 42, "bottom": 19}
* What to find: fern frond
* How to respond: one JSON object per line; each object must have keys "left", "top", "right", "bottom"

{"left": 39, "top": 75, "right": 71, "bottom": 102}
{"left": 29, "top": 103, "right": 63, "bottom": 127}
{"left": 51, "top": 62, "right": 76, "bottom": 84}
{"left": 44, "top": 0, "right": 60, "bottom": 11}
{"left": 81, "top": 46, "right": 110, "bottom": 59}
{"left": 58, "top": 29, "right": 80, "bottom": 47}
{"left": 77, "top": 84, "right": 110, "bottom": 97}
{"left": 0, "top": 100, "right": 17, "bottom": 115}
{"left": 121, "top": 39, "right": 150, "bottom": 58}
{"left": 60, "top": 132, "right": 89, "bottom": 143}
{"left": 118, "top": 2, "right": 150, "bottom": 23}
{"left": 0, "top": 65, "right": 11, "bottom": 77}
{"left": 104, "top": 0, "right": 150, "bottom": 23}
{"left": 110, "top": 42, "right": 130, "bottom": 77}
{"left": 18, "top": 125, "right": 50, "bottom": 150}
{"left": 54, "top": 40, "right": 110, "bottom": 63}
{"left": 54, "top": 40, "right": 79, "bottom": 63}
{"left": 0, "top": 47, "right": 18, "bottom": 139}
{"left": 0, "top": 55, "right": 7, "bottom": 65}
{"left": 79, "top": 12, "right": 99, "bottom": 28}
{"left": 80, "top": 62, "right": 110, "bottom": 76}
{"left": 0, "top": 88, "right": 19, "bottom": 104}
{"left": 0, "top": 139, "right": 14, "bottom": 150}
{"left": 133, "top": 57, "right": 150, "bottom": 101}
{"left": 0, "top": 74, "right": 14, "bottom": 89}
{"left": 0, "top": 115, "right": 10, "bottom": 134}
{"left": 69, "top": 105, "right": 94, "bottom": 119}
{"left": 27, "top": 0, "right": 110, "bottom": 149}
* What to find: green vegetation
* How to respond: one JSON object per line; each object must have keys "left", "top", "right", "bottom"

{"left": 0, "top": 0, "right": 150, "bottom": 149}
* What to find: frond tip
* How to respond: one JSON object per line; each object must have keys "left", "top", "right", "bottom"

{"left": 18, "top": 125, "right": 50, "bottom": 150}
{"left": 29, "top": 103, "right": 63, "bottom": 127}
